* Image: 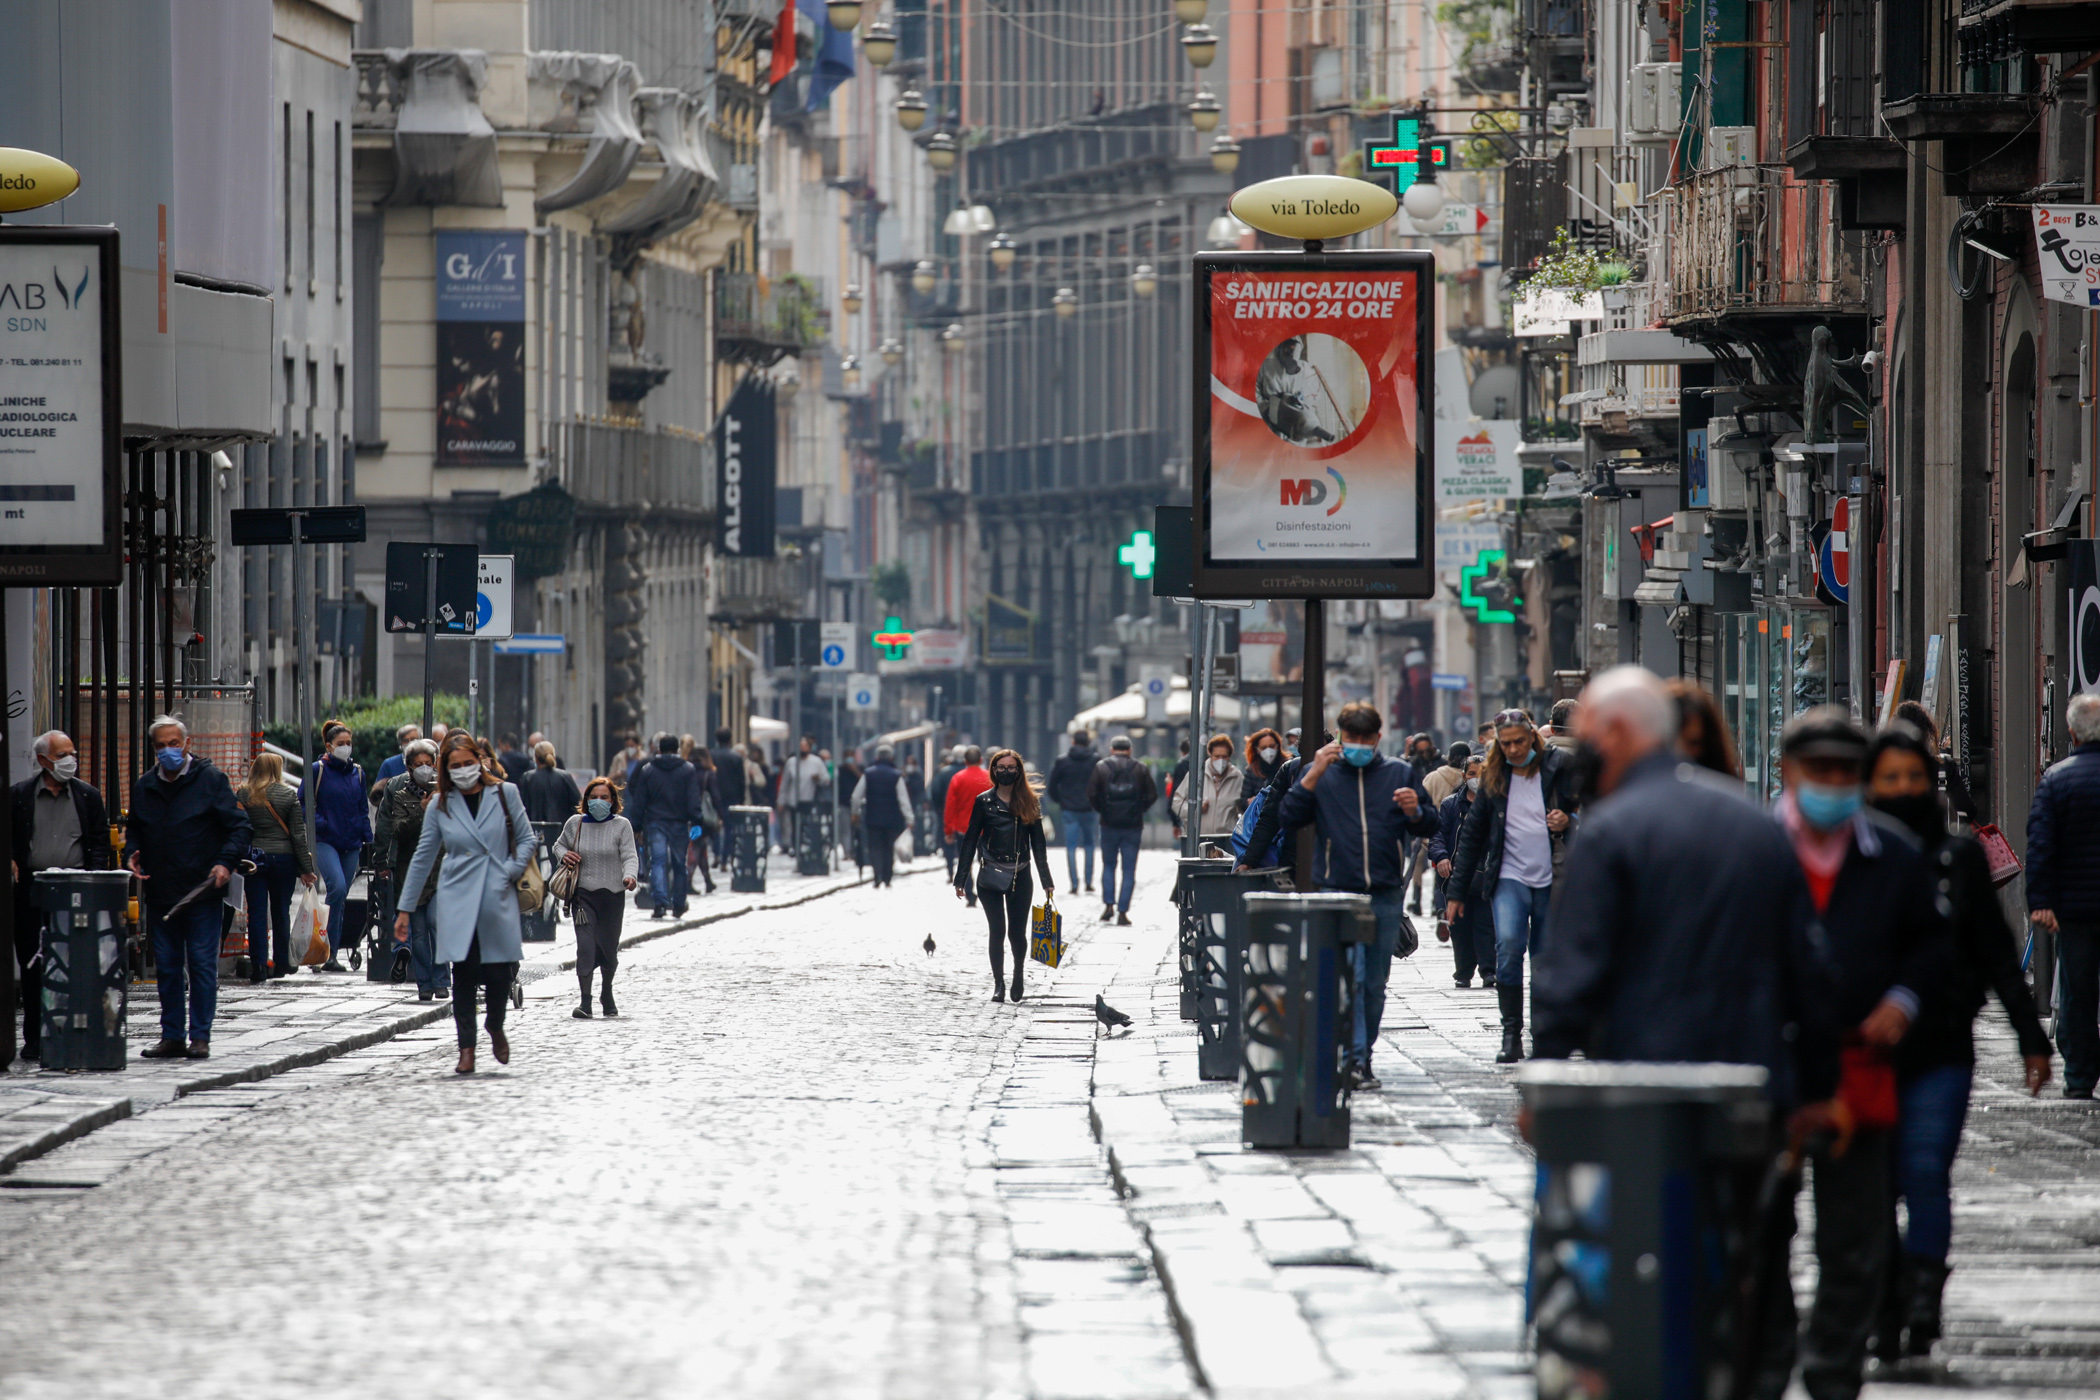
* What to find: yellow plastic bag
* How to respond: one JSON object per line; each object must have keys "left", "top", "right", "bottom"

{"left": 1028, "top": 896, "right": 1064, "bottom": 969}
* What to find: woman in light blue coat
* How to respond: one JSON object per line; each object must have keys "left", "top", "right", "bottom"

{"left": 395, "top": 733, "right": 536, "bottom": 1075}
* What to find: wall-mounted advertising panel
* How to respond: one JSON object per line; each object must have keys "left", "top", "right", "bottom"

{"left": 435, "top": 230, "right": 527, "bottom": 466}
{"left": 0, "top": 226, "right": 120, "bottom": 584}
{"left": 1192, "top": 250, "right": 1435, "bottom": 600}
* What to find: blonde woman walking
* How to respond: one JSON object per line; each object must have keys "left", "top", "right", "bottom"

{"left": 238, "top": 753, "right": 316, "bottom": 982}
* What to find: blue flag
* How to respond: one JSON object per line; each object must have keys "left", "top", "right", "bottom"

{"left": 798, "top": 0, "right": 856, "bottom": 111}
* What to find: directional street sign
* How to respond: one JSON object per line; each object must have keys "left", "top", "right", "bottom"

{"left": 819, "top": 620, "right": 855, "bottom": 670}
{"left": 476, "top": 555, "right": 514, "bottom": 641}
{"left": 494, "top": 634, "right": 565, "bottom": 656}
{"left": 846, "top": 673, "right": 881, "bottom": 712}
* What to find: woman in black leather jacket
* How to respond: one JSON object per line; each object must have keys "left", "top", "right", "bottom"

{"left": 954, "top": 748, "right": 1055, "bottom": 1003}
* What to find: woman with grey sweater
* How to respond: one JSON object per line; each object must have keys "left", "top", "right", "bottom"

{"left": 552, "top": 774, "right": 638, "bottom": 1019}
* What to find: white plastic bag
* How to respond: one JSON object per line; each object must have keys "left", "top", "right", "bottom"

{"left": 288, "top": 884, "right": 330, "bottom": 967}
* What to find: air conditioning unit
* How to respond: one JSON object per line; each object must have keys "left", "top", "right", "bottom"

{"left": 1703, "top": 125, "right": 1757, "bottom": 173}
{"left": 1625, "top": 62, "right": 1681, "bottom": 146}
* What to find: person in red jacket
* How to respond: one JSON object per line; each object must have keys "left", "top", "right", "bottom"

{"left": 943, "top": 746, "right": 991, "bottom": 907}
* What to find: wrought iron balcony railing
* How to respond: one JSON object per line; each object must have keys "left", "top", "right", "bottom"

{"left": 1662, "top": 170, "right": 1868, "bottom": 322}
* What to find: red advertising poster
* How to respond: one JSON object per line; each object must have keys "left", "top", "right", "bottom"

{"left": 1193, "top": 251, "right": 1435, "bottom": 599}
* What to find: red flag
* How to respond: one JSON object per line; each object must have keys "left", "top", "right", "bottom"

{"left": 768, "top": 1, "right": 798, "bottom": 87}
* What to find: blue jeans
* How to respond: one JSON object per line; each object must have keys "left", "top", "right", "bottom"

{"left": 1099, "top": 825, "right": 1142, "bottom": 912}
{"left": 149, "top": 899, "right": 223, "bottom": 1044}
{"left": 647, "top": 821, "right": 691, "bottom": 913}
{"left": 246, "top": 851, "right": 298, "bottom": 978}
{"left": 1351, "top": 888, "right": 1410, "bottom": 1066}
{"left": 1491, "top": 877, "right": 1551, "bottom": 988}
{"left": 315, "top": 842, "right": 361, "bottom": 953}
{"left": 401, "top": 904, "right": 450, "bottom": 993}
{"left": 1893, "top": 1063, "right": 1972, "bottom": 1262}
{"left": 1063, "top": 809, "right": 1099, "bottom": 888}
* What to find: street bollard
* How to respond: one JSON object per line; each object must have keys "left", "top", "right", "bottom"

{"left": 797, "top": 802, "right": 835, "bottom": 877}
{"left": 1239, "top": 892, "right": 1370, "bottom": 1149}
{"left": 32, "top": 870, "right": 133, "bottom": 1071}
{"left": 1186, "top": 866, "right": 1279, "bottom": 1081}
{"left": 729, "top": 805, "right": 771, "bottom": 893}
{"left": 1171, "top": 856, "right": 1235, "bottom": 1020}
{"left": 1517, "top": 1061, "right": 1773, "bottom": 1400}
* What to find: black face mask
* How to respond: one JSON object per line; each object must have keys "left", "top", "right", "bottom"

{"left": 1871, "top": 793, "right": 1945, "bottom": 845}
{"left": 1561, "top": 739, "right": 1604, "bottom": 805}
{"left": 992, "top": 768, "right": 1021, "bottom": 786}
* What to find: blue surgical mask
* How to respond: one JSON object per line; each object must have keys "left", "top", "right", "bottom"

{"left": 1795, "top": 781, "right": 1862, "bottom": 831}
{"left": 587, "top": 797, "right": 613, "bottom": 821}
{"left": 156, "top": 746, "right": 185, "bottom": 771}
{"left": 1341, "top": 743, "right": 1376, "bottom": 768}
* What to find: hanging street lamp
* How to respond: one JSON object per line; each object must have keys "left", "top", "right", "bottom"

{"left": 941, "top": 322, "right": 966, "bottom": 354}
{"left": 988, "top": 234, "right": 1017, "bottom": 271}
{"left": 1187, "top": 89, "right": 1221, "bottom": 133}
{"left": 1130, "top": 263, "right": 1158, "bottom": 299}
{"left": 825, "top": 0, "right": 863, "bottom": 32}
{"left": 1174, "top": 0, "right": 1208, "bottom": 20}
{"left": 926, "top": 130, "right": 958, "bottom": 172}
{"left": 1052, "top": 286, "right": 1078, "bottom": 319}
{"left": 896, "top": 88, "right": 928, "bottom": 132}
{"left": 1181, "top": 23, "right": 1218, "bottom": 68}
{"left": 841, "top": 354, "right": 862, "bottom": 390}
{"left": 911, "top": 259, "right": 937, "bottom": 294}
{"left": 842, "top": 282, "right": 864, "bottom": 315}
{"left": 880, "top": 337, "right": 904, "bottom": 366}
{"left": 862, "top": 19, "right": 897, "bottom": 65}
{"left": 1210, "top": 133, "right": 1241, "bottom": 174}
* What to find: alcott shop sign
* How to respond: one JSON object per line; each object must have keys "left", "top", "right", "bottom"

{"left": 1229, "top": 176, "right": 1398, "bottom": 242}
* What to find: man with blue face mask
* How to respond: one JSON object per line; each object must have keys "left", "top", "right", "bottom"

{"left": 1276, "top": 701, "right": 1441, "bottom": 1090}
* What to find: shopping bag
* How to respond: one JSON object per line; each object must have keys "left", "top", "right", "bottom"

{"left": 289, "top": 884, "right": 330, "bottom": 967}
{"left": 1028, "top": 896, "right": 1065, "bottom": 969}
{"left": 1971, "top": 823, "right": 2023, "bottom": 888}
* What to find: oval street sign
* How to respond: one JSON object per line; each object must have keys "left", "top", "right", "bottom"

{"left": 0, "top": 148, "right": 81, "bottom": 213}
{"left": 1228, "top": 175, "right": 1397, "bottom": 242}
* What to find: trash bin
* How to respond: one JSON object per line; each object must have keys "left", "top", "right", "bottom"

{"left": 31, "top": 869, "right": 133, "bottom": 1071}
{"left": 1517, "top": 1061, "right": 1774, "bottom": 1400}
{"left": 730, "top": 805, "right": 771, "bottom": 893}
{"left": 1185, "top": 866, "right": 1278, "bottom": 1081}
{"left": 1171, "top": 856, "right": 1235, "bottom": 1020}
{"left": 797, "top": 802, "right": 835, "bottom": 877}
{"left": 1238, "top": 891, "right": 1371, "bottom": 1149}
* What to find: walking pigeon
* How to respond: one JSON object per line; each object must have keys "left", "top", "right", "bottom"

{"left": 1094, "top": 994, "right": 1133, "bottom": 1030}
{"left": 922, "top": 932, "right": 937, "bottom": 957}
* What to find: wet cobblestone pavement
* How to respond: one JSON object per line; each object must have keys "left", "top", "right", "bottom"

{"left": 0, "top": 860, "right": 2094, "bottom": 1400}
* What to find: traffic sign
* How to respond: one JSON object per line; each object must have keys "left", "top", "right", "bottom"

{"left": 1815, "top": 497, "right": 1851, "bottom": 607}
{"left": 477, "top": 554, "right": 514, "bottom": 640}
{"left": 384, "top": 542, "right": 478, "bottom": 634}
{"left": 1431, "top": 672, "right": 1470, "bottom": 691}
{"left": 819, "top": 621, "right": 855, "bottom": 670}
{"left": 494, "top": 634, "right": 565, "bottom": 656}
{"left": 846, "top": 673, "right": 881, "bottom": 712}
{"left": 1397, "top": 202, "right": 1491, "bottom": 237}
{"left": 1138, "top": 665, "right": 1172, "bottom": 724}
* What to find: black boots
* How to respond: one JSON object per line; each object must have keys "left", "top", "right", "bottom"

{"left": 1905, "top": 1258, "right": 1950, "bottom": 1356}
{"left": 574, "top": 971, "right": 593, "bottom": 1019}
{"left": 1496, "top": 983, "right": 1525, "bottom": 1064}
{"left": 600, "top": 971, "right": 618, "bottom": 1018}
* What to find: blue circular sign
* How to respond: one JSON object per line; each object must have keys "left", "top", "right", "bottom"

{"left": 477, "top": 593, "right": 493, "bottom": 629}
{"left": 821, "top": 643, "right": 846, "bottom": 667}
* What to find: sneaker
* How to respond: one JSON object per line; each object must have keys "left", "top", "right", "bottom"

{"left": 184, "top": 1042, "right": 211, "bottom": 1060}
{"left": 320, "top": 959, "right": 347, "bottom": 973}
{"left": 1356, "top": 1065, "right": 1382, "bottom": 1090}
{"left": 140, "top": 1039, "right": 187, "bottom": 1059}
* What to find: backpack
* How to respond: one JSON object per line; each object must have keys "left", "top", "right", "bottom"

{"left": 1229, "top": 784, "right": 1286, "bottom": 867}
{"left": 1098, "top": 759, "right": 1147, "bottom": 827}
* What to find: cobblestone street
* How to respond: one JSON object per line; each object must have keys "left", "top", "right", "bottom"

{"left": 2, "top": 864, "right": 2097, "bottom": 1400}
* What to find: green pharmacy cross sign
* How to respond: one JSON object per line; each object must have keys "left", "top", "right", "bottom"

{"left": 871, "top": 615, "right": 914, "bottom": 661}
{"left": 1118, "top": 529, "right": 1156, "bottom": 580}
{"left": 1458, "top": 549, "right": 1521, "bottom": 624}
{"left": 1361, "top": 111, "right": 1447, "bottom": 194}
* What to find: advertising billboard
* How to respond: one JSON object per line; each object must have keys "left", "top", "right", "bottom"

{"left": 1193, "top": 250, "right": 1436, "bottom": 599}
{"left": 435, "top": 230, "right": 527, "bottom": 466}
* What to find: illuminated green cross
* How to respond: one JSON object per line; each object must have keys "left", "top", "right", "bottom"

{"left": 1459, "top": 549, "right": 1521, "bottom": 624}
{"left": 871, "top": 615, "right": 914, "bottom": 661}
{"left": 1118, "top": 530, "right": 1156, "bottom": 580}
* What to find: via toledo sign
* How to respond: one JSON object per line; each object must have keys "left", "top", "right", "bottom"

{"left": 1228, "top": 175, "right": 1398, "bottom": 242}
{"left": 0, "top": 148, "right": 80, "bottom": 214}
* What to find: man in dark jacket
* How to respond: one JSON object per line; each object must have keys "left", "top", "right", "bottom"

{"left": 709, "top": 727, "right": 749, "bottom": 870}
{"left": 1276, "top": 701, "right": 1440, "bottom": 1090}
{"left": 852, "top": 745, "right": 914, "bottom": 888}
{"left": 2027, "top": 690, "right": 2100, "bottom": 1098}
{"left": 1449, "top": 707, "right": 1579, "bottom": 1062}
{"left": 1046, "top": 730, "right": 1102, "bottom": 895}
{"left": 126, "top": 716, "right": 253, "bottom": 1059}
{"left": 628, "top": 732, "right": 700, "bottom": 918}
{"left": 1425, "top": 752, "right": 1492, "bottom": 988}
{"left": 930, "top": 747, "right": 964, "bottom": 878}
{"left": 1087, "top": 736, "right": 1157, "bottom": 925}
{"left": 11, "top": 730, "right": 114, "bottom": 1062}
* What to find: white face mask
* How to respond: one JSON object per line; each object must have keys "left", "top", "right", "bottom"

{"left": 448, "top": 764, "right": 483, "bottom": 789}
{"left": 331, "top": 744, "right": 353, "bottom": 763}
{"left": 1259, "top": 746, "right": 1278, "bottom": 763}
{"left": 49, "top": 755, "right": 78, "bottom": 782}
{"left": 1208, "top": 757, "right": 1229, "bottom": 775}
{"left": 412, "top": 765, "right": 437, "bottom": 787}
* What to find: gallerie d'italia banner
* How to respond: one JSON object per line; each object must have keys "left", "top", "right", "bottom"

{"left": 1195, "top": 252, "right": 1435, "bottom": 599}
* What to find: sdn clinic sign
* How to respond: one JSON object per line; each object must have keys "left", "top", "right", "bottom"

{"left": 1192, "top": 176, "right": 1435, "bottom": 600}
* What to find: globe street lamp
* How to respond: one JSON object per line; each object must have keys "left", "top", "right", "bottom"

{"left": 1206, "top": 211, "right": 1251, "bottom": 246}
{"left": 1187, "top": 89, "right": 1221, "bottom": 132}
{"left": 1402, "top": 176, "right": 1445, "bottom": 224}
{"left": 1180, "top": 23, "right": 1218, "bottom": 68}
{"left": 1130, "top": 263, "right": 1158, "bottom": 299}
{"left": 988, "top": 234, "right": 1017, "bottom": 272}
{"left": 841, "top": 354, "right": 862, "bottom": 390}
{"left": 1174, "top": 0, "right": 1208, "bottom": 20}
{"left": 1052, "top": 286, "right": 1078, "bottom": 319}
{"left": 842, "top": 282, "right": 864, "bottom": 315}
{"left": 862, "top": 19, "right": 897, "bottom": 65}
{"left": 926, "top": 130, "right": 958, "bottom": 172}
{"left": 895, "top": 87, "right": 928, "bottom": 132}
{"left": 1209, "top": 133, "right": 1240, "bottom": 174}
{"left": 911, "top": 259, "right": 937, "bottom": 294}
{"left": 941, "top": 322, "right": 965, "bottom": 354}
{"left": 880, "top": 337, "right": 904, "bottom": 366}
{"left": 826, "top": 0, "right": 862, "bottom": 31}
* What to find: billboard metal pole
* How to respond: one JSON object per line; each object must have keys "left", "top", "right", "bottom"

{"left": 422, "top": 549, "right": 440, "bottom": 735}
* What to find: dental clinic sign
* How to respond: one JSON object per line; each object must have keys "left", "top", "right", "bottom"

{"left": 0, "top": 226, "right": 120, "bottom": 584}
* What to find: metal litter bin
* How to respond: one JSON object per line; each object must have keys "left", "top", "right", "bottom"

{"left": 1239, "top": 892, "right": 1370, "bottom": 1149}
{"left": 1186, "top": 866, "right": 1278, "bottom": 1081}
{"left": 32, "top": 869, "right": 133, "bottom": 1071}
{"left": 1171, "top": 857, "right": 1234, "bottom": 1020}
{"left": 729, "top": 805, "right": 771, "bottom": 893}
{"left": 1517, "top": 1061, "right": 1773, "bottom": 1400}
{"left": 797, "top": 802, "right": 835, "bottom": 877}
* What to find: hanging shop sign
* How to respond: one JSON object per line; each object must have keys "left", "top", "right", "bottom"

{"left": 435, "top": 230, "right": 528, "bottom": 465}
{"left": 716, "top": 375, "right": 778, "bottom": 557}
{"left": 0, "top": 226, "right": 120, "bottom": 584}
{"left": 2032, "top": 205, "right": 2100, "bottom": 307}
{"left": 1192, "top": 249, "right": 1437, "bottom": 599}
{"left": 2069, "top": 542, "right": 2100, "bottom": 695}
{"left": 1436, "top": 420, "right": 1523, "bottom": 503}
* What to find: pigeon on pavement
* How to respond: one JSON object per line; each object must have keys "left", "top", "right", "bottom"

{"left": 1094, "top": 994, "right": 1133, "bottom": 1030}
{"left": 922, "top": 932, "right": 937, "bottom": 957}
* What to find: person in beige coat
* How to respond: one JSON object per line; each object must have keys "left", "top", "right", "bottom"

{"left": 1172, "top": 734, "right": 1246, "bottom": 839}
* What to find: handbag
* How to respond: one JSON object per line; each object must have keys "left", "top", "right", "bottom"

{"left": 977, "top": 858, "right": 1019, "bottom": 894}
{"left": 1971, "top": 822, "right": 2023, "bottom": 888}
{"left": 502, "top": 789, "right": 547, "bottom": 915}
{"left": 289, "top": 883, "right": 330, "bottom": 967}
{"left": 547, "top": 818, "right": 583, "bottom": 903}
{"left": 1029, "top": 895, "right": 1065, "bottom": 968}
{"left": 1837, "top": 1039, "right": 1899, "bottom": 1131}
